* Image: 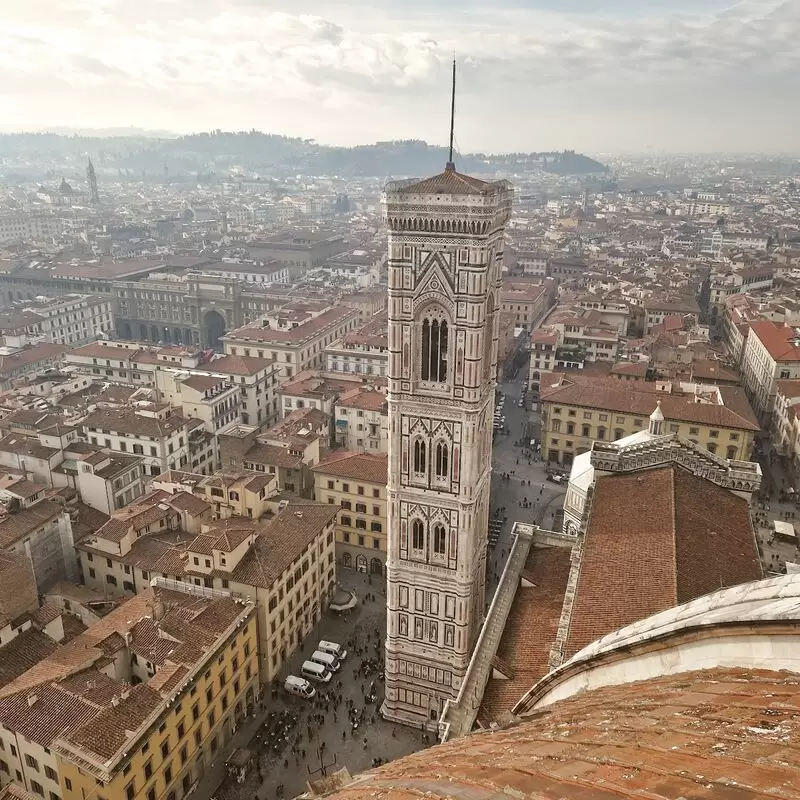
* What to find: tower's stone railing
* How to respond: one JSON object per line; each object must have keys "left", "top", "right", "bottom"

{"left": 438, "top": 523, "right": 536, "bottom": 742}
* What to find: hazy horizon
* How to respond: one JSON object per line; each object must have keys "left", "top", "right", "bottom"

{"left": 2, "top": 127, "right": 800, "bottom": 161}
{"left": 1, "top": 0, "right": 798, "bottom": 155}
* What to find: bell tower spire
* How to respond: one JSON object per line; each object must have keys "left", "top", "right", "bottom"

{"left": 446, "top": 58, "right": 456, "bottom": 172}
{"left": 86, "top": 158, "right": 99, "bottom": 205}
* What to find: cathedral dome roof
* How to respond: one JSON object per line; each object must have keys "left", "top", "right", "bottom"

{"left": 318, "top": 574, "right": 800, "bottom": 800}
{"left": 324, "top": 666, "right": 800, "bottom": 800}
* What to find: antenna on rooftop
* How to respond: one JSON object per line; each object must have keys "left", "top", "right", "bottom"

{"left": 446, "top": 57, "right": 456, "bottom": 172}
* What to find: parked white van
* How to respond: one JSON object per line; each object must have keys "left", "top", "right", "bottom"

{"left": 301, "top": 660, "right": 332, "bottom": 683}
{"left": 318, "top": 640, "right": 348, "bottom": 661}
{"left": 284, "top": 675, "right": 316, "bottom": 699}
{"left": 311, "top": 650, "right": 341, "bottom": 673}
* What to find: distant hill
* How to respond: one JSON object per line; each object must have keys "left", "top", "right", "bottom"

{"left": 0, "top": 131, "right": 608, "bottom": 178}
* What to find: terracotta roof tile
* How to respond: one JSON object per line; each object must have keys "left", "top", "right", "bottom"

{"left": 71, "top": 502, "right": 111, "bottom": 541}
{"left": 0, "top": 343, "right": 68, "bottom": 376}
{"left": 243, "top": 441, "right": 303, "bottom": 469}
{"left": 166, "top": 491, "right": 212, "bottom": 516}
{"left": 0, "top": 434, "right": 57, "bottom": 460}
{"left": 207, "top": 354, "right": 273, "bottom": 376}
{"left": 226, "top": 306, "right": 357, "bottom": 345}
{"left": 541, "top": 373, "right": 760, "bottom": 431}
{"left": 181, "top": 374, "right": 227, "bottom": 392}
{"left": 0, "top": 587, "right": 250, "bottom": 754}
{"left": 0, "top": 784, "right": 38, "bottom": 800}
{"left": 83, "top": 407, "right": 189, "bottom": 438}
{"left": 336, "top": 387, "right": 387, "bottom": 412}
{"left": 312, "top": 451, "right": 388, "bottom": 484}
{"left": 67, "top": 683, "right": 162, "bottom": 759}
{"left": 60, "top": 614, "right": 88, "bottom": 643}
{"left": 325, "top": 668, "right": 800, "bottom": 800}
{"left": 479, "top": 545, "right": 571, "bottom": 725}
{"left": 750, "top": 320, "right": 800, "bottom": 362}
{"left": 0, "top": 629, "right": 59, "bottom": 689}
{"left": 69, "top": 342, "right": 143, "bottom": 361}
{"left": 228, "top": 502, "right": 338, "bottom": 588}
{"left": 389, "top": 169, "right": 506, "bottom": 196}
{"left": 564, "top": 465, "right": 762, "bottom": 659}
{"left": 0, "top": 500, "right": 63, "bottom": 549}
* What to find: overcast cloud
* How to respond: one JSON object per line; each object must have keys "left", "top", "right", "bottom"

{"left": 0, "top": 0, "right": 797, "bottom": 153}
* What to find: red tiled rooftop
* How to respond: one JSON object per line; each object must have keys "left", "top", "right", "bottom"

{"left": 390, "top": 169, "right": 505, "bottom": 196}
{"left": 337, "top": 387, "right": 387, "bottom": 412}
{"left": 206, "top": 354, "right": 273, "bottom": 376}
{"left": 225, "top": 305, "right": 357, "bottom": 344}
{"left": 312, "top": 451, "right": 387, "bottom": 485}
{"left": 501, "top": 282, "right": 548, "bottom": 303}
{"left": 479, "top": 545, "right": 571, "bottom": 725}
{"left": 541, "top": 373, "right": 760, "bottom": 431}
{"left": 776, "top": 378, "right": 800, "bottom": 400}
{"left": 610, "top": 361, "right": 648, "bottom": 376}
{"left": 564, "top": 465, "right": 762, "bottom": 659}
{"left": 749, "top": 320, "right": 800, "bottom": 362}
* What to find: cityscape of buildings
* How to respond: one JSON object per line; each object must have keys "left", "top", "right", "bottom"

{"left": 0, "top": 129, "right": 799, "bottom": 800}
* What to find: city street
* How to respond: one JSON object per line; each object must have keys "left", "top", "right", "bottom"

{"left": 207, "top": 571, "right": 426, "bottom": 800}
{"left": 752, "top": 443, "right": 800, "bottom": 573}
{"left": 486, "top": 367, "right": 568, "bottom": 595}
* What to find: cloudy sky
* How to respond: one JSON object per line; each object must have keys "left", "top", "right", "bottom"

{"left": 0, "top": 0, "right": 797, "bottom": 154}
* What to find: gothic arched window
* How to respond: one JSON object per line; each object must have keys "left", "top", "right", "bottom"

{"left": 421, "top": 315, "right": 449, "bottom": 383}
{"left": 433, "top": 524, "right": 446, "bottom": 555}
{"left": 435, "top": 442, "right": 449, "bottom": 478}
{"left": 413, "top": 439, "right": 427, "bottom": 474}
{"left": 412, "top": 519, "right": 425, "bottom": 550}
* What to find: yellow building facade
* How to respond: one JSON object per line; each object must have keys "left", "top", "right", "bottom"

{"left": 55, "top": 591, "right": 258, "bottom": 800}
{"left": 312, "top": 451, "right": 388, "bottom": 575}
{"left": 0, "top": 586, "right": 258, "bottom": 800}
{"left": 540, "top": 375, "right": 759, "bottom": 466}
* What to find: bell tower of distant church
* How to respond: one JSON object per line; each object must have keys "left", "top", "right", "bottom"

{"left": 382, "top": 61, "right": 513, "bottom": 728}
{"left": 87, "top": 158, "right": 99, "bottom": 205}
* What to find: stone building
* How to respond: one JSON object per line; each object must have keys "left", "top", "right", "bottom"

{"left": 0, "top": 498, "right": 78, "bottom": 591}
{"left": 311, "top": 451, "right": 388, "bottom": 574}
{"left": 540, "top": 372, "right": 759, "bottom": 467}
{"left": 382, "top": 163, "right": 512, "bottom": 728}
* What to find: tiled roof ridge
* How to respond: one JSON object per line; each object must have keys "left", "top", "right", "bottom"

{"left": 51, "top": 679, "right": 106, "bottom": 711}
{"left": 315, "top": 449, "right": 379, "bottom": 466}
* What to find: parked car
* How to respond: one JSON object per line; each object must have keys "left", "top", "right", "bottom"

{"left": 284, "top": 676, "right": 316, "bottom": 699}
{"left": 318, "top": 640, "right": 348, "bottom": 661}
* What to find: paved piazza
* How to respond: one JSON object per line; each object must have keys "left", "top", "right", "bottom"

{"left": 206, "top": 571, "right": 427, "bottom": 800}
